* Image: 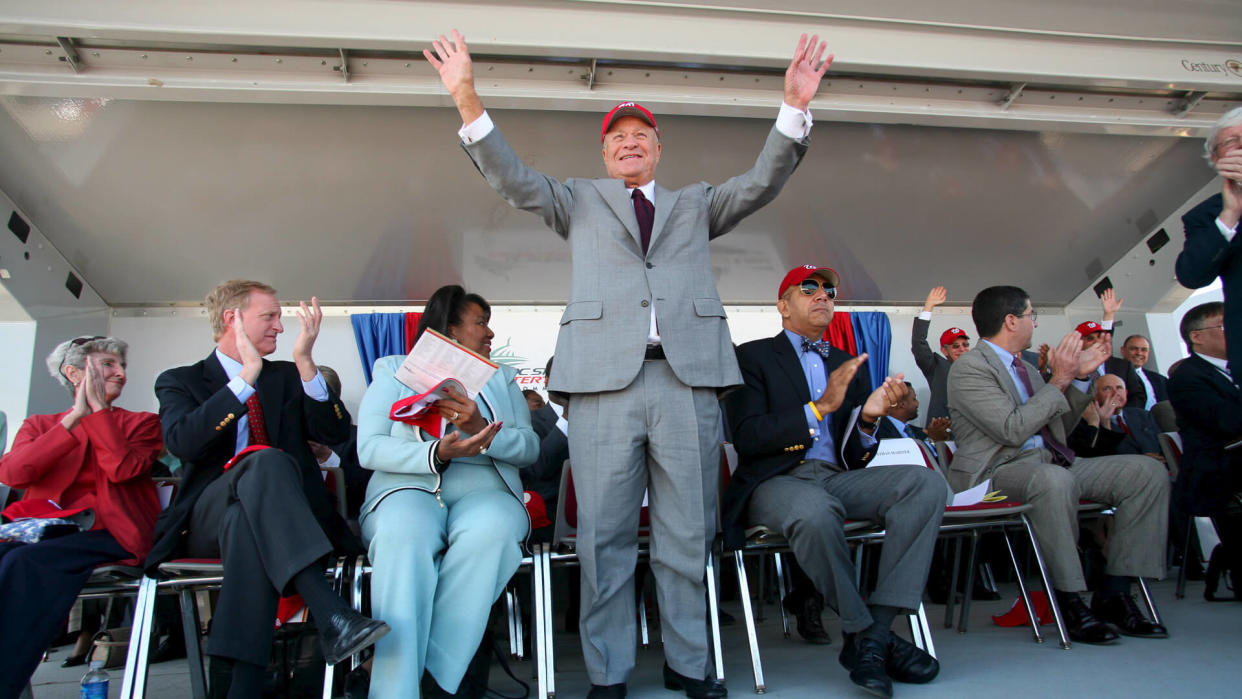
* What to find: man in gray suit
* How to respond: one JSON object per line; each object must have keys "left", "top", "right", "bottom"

{"left": 947, "top": 286, "right": 1169, "bottom": 645}
{"left": 425, "top": 30, "right": 832, "bottom": 698}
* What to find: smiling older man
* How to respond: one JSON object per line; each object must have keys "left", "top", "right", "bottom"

{"left": 426, "top": 29, "right": 831, "bottom": 699}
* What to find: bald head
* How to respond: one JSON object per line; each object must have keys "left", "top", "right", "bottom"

{"left": 1095, "top": 373, "right": 1127, "bottom": 407}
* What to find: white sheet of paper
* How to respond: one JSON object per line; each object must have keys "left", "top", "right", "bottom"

{"left": 864, "top": 437, "right": 924, "bottom": 468}
{"left": 951, "top": 479, "right": 994, "bottom": 507}
{"left": 395, "top": 328, "right": 497, "bottom": 397}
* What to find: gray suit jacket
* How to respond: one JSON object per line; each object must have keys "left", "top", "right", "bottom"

{"left": 945, "top": 346, "right": 1090, "bottom": 491}
{"left": 463, "top": 126, "right": 808, "bottom": 393}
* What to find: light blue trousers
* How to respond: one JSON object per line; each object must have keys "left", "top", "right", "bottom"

{"left": 361, "top": 466, "right": 527, "bottom": 698}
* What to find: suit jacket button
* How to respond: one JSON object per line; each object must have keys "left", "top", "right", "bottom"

{"left": 227, "top": 413, "right": 235, "bottom": 419}
{"left": 864, "top": 451, "right": 872, "bottom": 459}
{"left": 646, "top": 262, "right": 654, "bottom": 269}
{"left": 641, "top": 300, "right": 649, "bottom": 308}
{"left": 215, "top": 426, "right": 223, "bottom": 431}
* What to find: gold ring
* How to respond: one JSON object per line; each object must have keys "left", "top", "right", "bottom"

{"left": 889, "top": 403, "right": 897, "bottom": 408}
{"left": 450, "top": 410, "right": 459, "bottom": 420}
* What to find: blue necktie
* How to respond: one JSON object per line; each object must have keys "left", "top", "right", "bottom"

{"left": 802, "top": 338, "right": 832, "bottom": 358}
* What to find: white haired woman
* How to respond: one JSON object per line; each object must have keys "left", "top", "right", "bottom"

{"left": 0, "top": 336, "right": 162, "bottom": 698}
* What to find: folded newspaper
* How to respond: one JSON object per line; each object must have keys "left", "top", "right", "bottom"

{"left": 388, "top": 329, "right": 498, "bottom": 436}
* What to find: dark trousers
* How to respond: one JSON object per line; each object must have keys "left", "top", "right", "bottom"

{"left": 0, "top": 530, "right": 129, "bottom": 699}
{"left": 186, "top": 449, "right": 333, "bottom": 666}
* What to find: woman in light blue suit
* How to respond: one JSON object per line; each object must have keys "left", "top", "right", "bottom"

{"left": 357, "top": 285, "right": 537, "bottom": 698}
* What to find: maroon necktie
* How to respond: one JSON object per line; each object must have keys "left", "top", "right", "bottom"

{"left": 632, "top": 188, "right": 654, "bottom": 255}
{"left": 1010, "top": 356, "right": 1075, "bottom": 466}
{"left": 245, "top": 393, "right": 270, "bottom": 446}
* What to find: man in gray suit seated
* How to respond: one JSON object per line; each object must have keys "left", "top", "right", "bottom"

{"left": 425, "top": 29, "right": 832, "bottom": 699}
{"left": 947, "top": 286, "right": 1169, "bottom": 645}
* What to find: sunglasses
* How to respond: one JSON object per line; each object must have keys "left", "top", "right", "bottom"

{"left": 797, "top": 279, "right": 838, "bottom": 299}
{"left": 59, "top": 336, "right": 106, "bottom": 375}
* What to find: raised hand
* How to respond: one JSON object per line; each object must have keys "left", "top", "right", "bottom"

{"left": 435, "top": 420, "right": 503, "bottom": 462}
{"left": 1037, "top": 343, "right": 1052, "bottom": 373}
{"left": 232, "top": 306, "right": 263, "bottom": 386}
{"left": 292, "top": 297, "right": 322, "bottom": 380}
{"left": 923, "top": 286, "right": 947, "bottom": 312}
{"left": 813, "top": 352, "right": 867, "bottom": 416}
{"left": 424, "top": 29, "right": 484, "bottom": 124}
{"left": 61, "top": 365, "right": 92, "bottom": 430}
{"left": 1216, "top": 146, "right": 1242, "bottom": 227}
{"left": 1047, "top": 331, "right": 1085, "bottom": 388}
{"left": 1096, "top": 392, "right": 1123, "bottom": 424}
{"left": 1100, "top": 287, "right": 1123, "bottom": 319}
{"left": 435, "top": 384, "right": 488, "bottom": 436}
{"left": 1077, "top": 341, "right": 1110, "bottom": 377}
{"left": 1081, "top": 400, "right": 1101, "bottom": 428}
{"left": 784, "top": 33, "right": 833, "bottom": 111}
{"left": 861, "top": 374, "right": 908, "bottom": 422}
{"left": 83, "top": 356, "right": 109, "bottom": 412}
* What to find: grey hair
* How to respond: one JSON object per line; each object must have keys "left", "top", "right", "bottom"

{"left": 45, "top": 336, "right": 129, "bottom": 391}
{"left": 1204, "top": 106, "right": 1242, "bottom": 164}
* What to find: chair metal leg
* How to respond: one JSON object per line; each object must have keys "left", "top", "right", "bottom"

{"left": 540, "top": 544, "right": 556, "bottom": 699}
{"left": 705, "top": 550, "right": 724, "bottom": 682}
{"left": 1176, "top": 519, "right": 1193, "bottom": 599}
{"left": 530, "top": 547, "right": 547, "bottom": 699}
{"left": 956, "top": 530, "right": 982, "bottom": 633}
{"left": 944, "top": 536, "right": 962, "bottom": 629}
{"left": 180, "top": 588, "right": 208, "bottom": 699}
{"left": 906, "top": 602, "right": 937, "bottom": 660}
{"left": 120, "top": 575, "right": 158, "bottom": 699}
{"left": 323, "top": 557, "right": 352, "bottom": 699}
{"left": 732, "top": 551, "right": 766, "bottom": 694}
{"left": 1000, "top": 529, "right": 1043, "bottom": 645}
{"left": 506, "top": 587, "right": 522, "bottom": 659}
{"left": 637, "top": 583, "right": 650, "bottom": 648}
{"left": 1136, "top": 577, "right": 1163, "bottom": 626}
{"left": 1020, "top": 514, "right": 1070, "bottom": 650}
{"left": 772, "top": 552, "right": 790, "bottom": 638}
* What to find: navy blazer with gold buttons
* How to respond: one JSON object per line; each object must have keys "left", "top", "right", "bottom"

{"left": 721, "top": 331, "right": 875, "bottom": 550}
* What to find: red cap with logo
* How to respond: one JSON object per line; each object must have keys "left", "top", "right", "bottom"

{"left": 778, "top": 264, "right": 841, "bottom": 299}
{"left": 601, "top": 102, "right": 660, "bottom": 142}
{"left": 1075, "top": 321, "right": 1103, "bottom": 336}
{"left": 939, "top": 328, "right": 969, "bottom": 347}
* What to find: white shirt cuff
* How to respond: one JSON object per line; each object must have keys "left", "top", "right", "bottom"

{"left": 775, "top": 102, "right": 813, "bottom": 141}
{"left": 1101, "top": 319, "right": 1114, "bottom": 331}
{"left": 458, "top": 111, "right": 495, "bottom": 144}
{"left": 302, "top": 372, "right": 329, "bottom": 402}
{"left": 227, "top": 376, "right": 255, "bottom": 403}
{"left": 1216, "top": 216, "right": 1238, "bottom": 243}
{"left": 918, "top": 311, "right": 933, "bottom": 320}
{"left": 318, "top": 449, "right": 341, "bottom": 468}
{"left": 1072, "top": 378, "right": 1093, "bottom": 393}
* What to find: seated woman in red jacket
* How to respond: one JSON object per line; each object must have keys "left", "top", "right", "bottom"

{"left": 0, "top": 336, "right": 162, "bottom": 699}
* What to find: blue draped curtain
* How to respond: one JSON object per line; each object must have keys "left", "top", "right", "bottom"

{"left": 351, "top": 313, "right": 407, "bottom": 384}
{"left": 850, "top": 312, "right": 892, "bottom": 392}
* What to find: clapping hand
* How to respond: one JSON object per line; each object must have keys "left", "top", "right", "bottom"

{"left": 861, "top": 374, "right": 909, "bottom": 422}
{"left": 925, "top": 417, "right": 952, "bottom": 442}
{"left": 231, "top": 307, "right": 263, "bottom": 386}
{"left": 813, "top": 353, "right": 867, "bottom": 417}
{"left": 292, "top": 297, "right": 322, "bottom": 381}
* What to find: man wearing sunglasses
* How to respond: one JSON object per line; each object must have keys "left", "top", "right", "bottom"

{"left": 722, "top": 265, "right": 945, "bottom": 698}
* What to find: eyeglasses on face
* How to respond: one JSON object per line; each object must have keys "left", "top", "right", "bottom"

{"left": 797, "top": 279, "right": 838, "bottom": 299}
{"left": 1192, "top": 324, "right": 1225, "bottom": 333}
{"left": 1013, "top": 309, "right": 1038, "bottom": 322}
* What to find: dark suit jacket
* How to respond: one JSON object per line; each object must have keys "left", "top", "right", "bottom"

{"left": 1102, "top": 356, "right": 1147, "bottom": 409}
{"left": 876, "top": 417, "right": 935, "bottom": 453}
{"left": 1177, "top": 193, "right": 1242, "bottom": 387}
{"left": 523, "top": 404, "right": 568, "bottom": 507}
{"left": 910, "top": 317, "right": 951, "bottom": 421}
{"left": 1140, "top": 367, "right": 1169, "bottom": 404}
{"left": 146, "top": 352, "right": 354, "bottom": 570}
{"left": 1067, "top": 406, "right": 1161, "bottom": 458}
{"left": 1168, "top": 353, "right": 1242, "bottom": 515}
{"left": 721, "top": 332, "right": 875, "bottom": 549}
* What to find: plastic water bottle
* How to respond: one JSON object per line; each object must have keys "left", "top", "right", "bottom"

{"left": 79, "top": 660, "right": 108, "bottom": 699}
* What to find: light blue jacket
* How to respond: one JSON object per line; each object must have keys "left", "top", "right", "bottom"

{"left": 357, "top": 355, "right": 538, "bottom": 517}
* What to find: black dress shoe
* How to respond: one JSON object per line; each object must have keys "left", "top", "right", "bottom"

{"left": 60, "top": 653, "right": 87, "bottom": 668}
{"left": 782, "top": 592, "right": 832, "bottom": 644}
{"left": 885, "top": 634, "right": 939, "bottom": 684}
{"left": 663, "top": 663, "right": 727, "bottom": 698}
{"left": 1091, "top": 593, "right": 1168, "bottom": 638}
{"left": 838, "top": 634, "right": 893, "bottom": 698}
{"left": 586, "top": 683, "right": 627, "bottom": 698}
{"left": 1056, "top": 592, "right": 1119, "bottom": 645}
{"left": 149, "top": 631, "right": 187, "bottom": 664}
{"left": 318, "top": 610, "right": 391, "bottom": 665}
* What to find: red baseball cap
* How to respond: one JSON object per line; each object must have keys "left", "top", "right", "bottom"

{"left": 778, "top": 264, "right": 841, "bottom": 299}
{"left": 940, "top": 328, "right": 969, "bottom": 346}
{"left": 1075, "top": 321, "right": 1103, "bottom": 336}
{"left": 601, "top": 102, "right": 659, "bottom": 142}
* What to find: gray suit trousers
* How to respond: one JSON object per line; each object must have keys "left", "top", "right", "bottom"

{"left": 568, "top": 359, "right": 720, "bottom": 685}
{"left": 747, "top": 461, "right": 945, "bottom": 633}
{"left": 990, "top": 449, "right": 1169, "bottom": 591}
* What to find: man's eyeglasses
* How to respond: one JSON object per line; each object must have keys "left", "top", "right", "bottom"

{"left": 1191, "top": 324, "right": 1224, "bottom": 333}
{"left": 58, "top": 336, "right": 106, "bottom": 375}
{"left": 797, "top": 280, "right": 838, "bottom": 299}
{"left": 1014, "top": 310, "right": 1038, "bottom": 322}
